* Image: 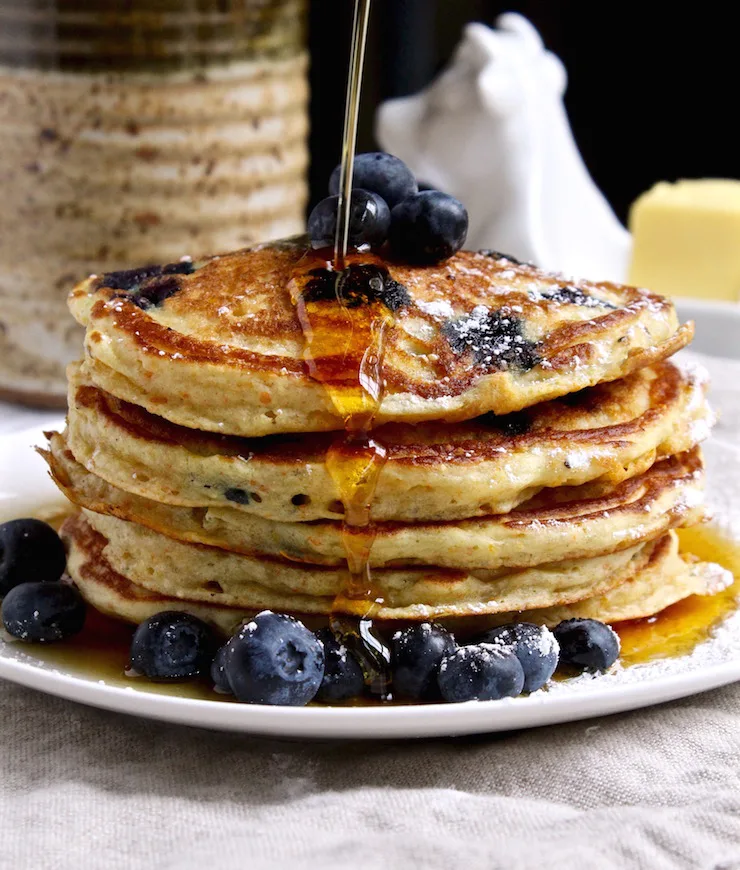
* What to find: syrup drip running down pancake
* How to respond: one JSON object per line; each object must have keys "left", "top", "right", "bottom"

{"left": 288, "top": 257, "right": 394, "bottom": 600}
{"left": 68, "top": 239, "right": 694, "bottom": 437}
{"left": 288, "top": 256, "right": 394, "bottom": 691}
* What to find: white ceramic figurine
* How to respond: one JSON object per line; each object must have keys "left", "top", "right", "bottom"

{"left": 376, "top": 13, "right": 631, "bottom": 282}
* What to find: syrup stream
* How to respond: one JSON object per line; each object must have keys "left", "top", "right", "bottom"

{"left": 292, "top": 0, "right": 390, "bottom": 695}
{"left": 333, "top": 0, "right": 372, "bottom": 268}
{"left": 330, "top": 0, "right": 390, "bottom": 694}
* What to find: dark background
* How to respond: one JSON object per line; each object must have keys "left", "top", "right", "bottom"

{"left": 308, "top": 0, "right": 738, "bottom": 222}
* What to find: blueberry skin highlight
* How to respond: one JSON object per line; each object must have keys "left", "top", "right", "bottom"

{"left": 476, "top": 623, "right": 559, "bottom": 693}
{"left": 129, "top": 611, "right": 217, "bottom": 680}
{"left": 0, "top": 518, "right": 67, "bottom": 595}
{"left": 554, "top": 618, "right": 620, "bottom": 672}
{"left": 329, "top": 152, "right": 418, "bottom": 209}
{"left": 223, "top": 611, "right": 325, "bottom": 706}
{"left": 391, "top": 623, "right": 457, "bottom": 700}
{"left": 437, "top": 643, "right": 525, "bottom": 703}
{"left": 308, "top": 190, "right": 391, "bottom": 250}
{"left": 314, "top": 628, "right": 365, "bottom": 702}
{"left": 389, "top": 191, "right": 468, "bottom": 265}
{"left": 2, "top": 581, "right": 86, "bottom": 643}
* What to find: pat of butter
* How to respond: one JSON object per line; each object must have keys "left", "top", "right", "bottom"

{"left": 628, "top": 179, "right": 740, "bottom": 301}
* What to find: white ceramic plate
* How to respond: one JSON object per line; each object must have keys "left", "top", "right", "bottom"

{"left": 1, "top": 300, "right": 739, "bottom": 739}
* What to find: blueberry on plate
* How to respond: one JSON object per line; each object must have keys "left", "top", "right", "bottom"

{"left": 389, "top": 191, "right": 468, "bottom": 265}
{"left": 210, "top": 643, "right": 232, "bottom": 694}
{"left": 129, "top": 611, "right": 217, "bottom": 680}
{"left": 554, "top": 618, "right": 620, "bottom": 673}
{"left": 329, "top": 152, "right": 418, "bottom": 209}
{"left": 307, "top": 189, "right": 390, "bottom": 250}
{"left": 476, "top": 623, "right": 559, "bottom": 693}
{"left": 314, "top": 628, "right": 365, "bottom": 702}
{"left": 437, "top": 643, "right": 524, "bottom": 703}
{"left": 1, "top": 581, "right": 86, "bottom": 643}
{"left": 223, "top": 611, "right": 324, "bottom": 706}
{"left": 390, "top": 623, "right": 456, "bottom": 700}
{"left": 0, "top": 518, "right": 67, "bottom": 595}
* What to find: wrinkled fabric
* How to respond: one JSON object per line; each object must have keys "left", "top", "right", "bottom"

{"left": 2, "top": 680, "right": 740, "bottom": 870}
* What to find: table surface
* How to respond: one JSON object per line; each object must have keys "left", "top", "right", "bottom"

{"left": 3, "top": 353, "right": 740, "bottom": 870}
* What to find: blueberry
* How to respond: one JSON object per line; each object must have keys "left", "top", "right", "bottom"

{"left": 0, "top": 518, "right": 67, "bottom": 596}
{"left": 128, "top": 275, "right": 181, "bottom": 310}
{"left": 211, "top": 643, "right": 232, "bottom": 694}
{"left": 479, "top": 409, "right": 532, "bottom": 437}
{"left": 554, "top": 618, "right": 620, "bottom": 672}
{"left": 478, "top": 249, "right": 523, "bottom": 265}
{"left": 437, "top": 643, "right": 524, "bottom": 702}
{"left": 307, "top": 190, "right": 390, "bottom": 250}
{"left": 129, "top": 611, "right": 217, "bottom": 680}
{"left": 302, "top": 264, "right": 411, "bottom": 312}
{"left": 442, "top": 308, "right": 540, "bottom": 372}
{"left": 101, "top": 264, "right": 163, "bottom": 291}
{"left": 389, "top": 191, "right": 468, "bottom": 265}
{"left": 2, "top": 581, "right": 86, "bottom": 643}
{"left": 329, "top": 152, "right": 418, "bottom": 209}
{"left": 536, "top": 286, "right": 616, "bottom": 310}
{"left": 224, "top": 487, "right": 253, "bottom": 506}
{"left": 390, "top": 623, "right": 457, "bottom": 700}
{"left": 223, "top": 611, "right": 324, "bottom": 706}
{"left": 101, "top": 260, "right": 194, "bottom": 292}
{"left": 314, "top": 628, "right": 365, "bottom": 702}
{"left": 476, "top": 623, "right": 559, "bottom": 693}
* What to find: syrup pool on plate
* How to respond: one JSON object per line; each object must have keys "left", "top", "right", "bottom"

{"left": 614, "top": 526, "right": 740, "bottom": 666}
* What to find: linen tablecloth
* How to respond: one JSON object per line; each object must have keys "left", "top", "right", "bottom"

{"left": 2, "top": 352, "right": 740, "bottom": 870}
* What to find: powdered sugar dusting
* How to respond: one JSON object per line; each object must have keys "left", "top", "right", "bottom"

{"left": 417, "top": 299, "right": 455, "bottom": 319}
{"left": 547, "top": 348, "right": 740, "bottom": 697}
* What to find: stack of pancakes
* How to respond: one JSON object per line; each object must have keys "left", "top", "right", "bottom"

{"left": 45, "top": 240, "right": 726, "bottom": 637}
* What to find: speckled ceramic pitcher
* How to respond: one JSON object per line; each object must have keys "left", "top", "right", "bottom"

{"left": 0, "top": 0, "right": 308, "bottom": 406}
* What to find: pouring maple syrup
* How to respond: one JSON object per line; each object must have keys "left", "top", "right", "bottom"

{"left": 290, "top": 0, "right": 392, "bottom": 695}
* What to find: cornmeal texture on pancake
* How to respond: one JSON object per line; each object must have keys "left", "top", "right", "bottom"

{"left": 46, "top": 435, "right": 706, "bottom": 570}
{"left": 64, "top": 359, "right": 711, "bottom": 522}
{"left": 68, "top": 238, "right": 693, "bottom": 436}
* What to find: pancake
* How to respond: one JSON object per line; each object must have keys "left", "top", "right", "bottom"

{"left": 68, "top": 237, "right": 693, "bottom": 437}
{"left": 64, "top": 358, "right": 711, "bottom": 523}
{"left": 46, "top": 434, "right": 706, "bottom": 569}
{"left": 62, "top": 518, "right": 728, "bottom": 637}
{"left": 72, "top": 509, "right": 662, "bottom": 620}
{"left": 511, "top": 532, "right": 733, "bottom": 627}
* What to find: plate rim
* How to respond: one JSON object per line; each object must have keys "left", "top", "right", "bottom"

{"left": 2, "top": 647, "right": 740, "bottom": 738}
